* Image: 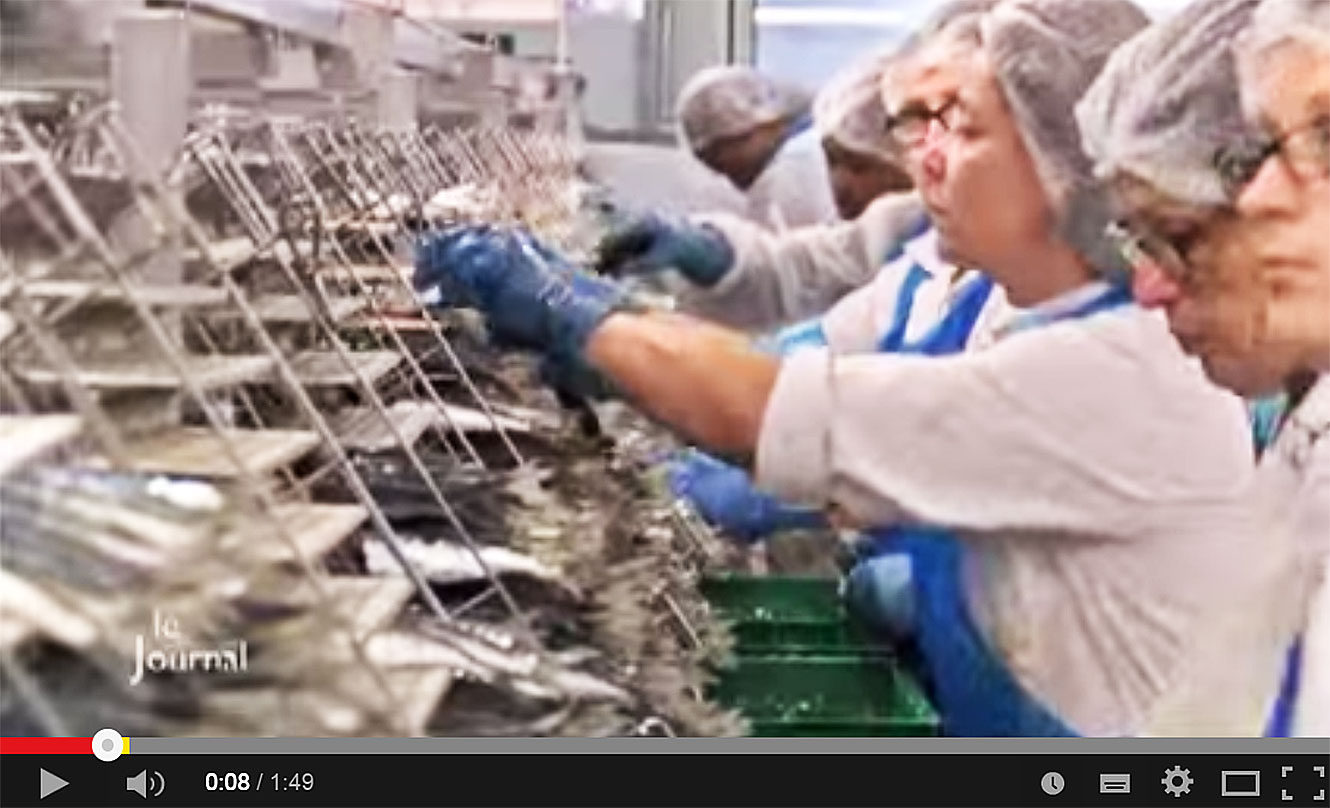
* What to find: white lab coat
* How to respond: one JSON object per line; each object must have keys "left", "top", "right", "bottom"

{"left": 818, "top": 228, "right": 1013, "bottom": 355}
{"left": 744, "top": 126, "right": 837, "bottom": 232}
{"left": 1142, "top": 374, "right": 1330, "bottom": 737}
{"left": 755, "top": 297, "right": 1257, "bottom": 736}
{"left": 674, "top": 192, "right": 927, "bottom": 332}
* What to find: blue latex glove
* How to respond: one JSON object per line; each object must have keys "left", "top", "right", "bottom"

{"left": 413, "top": 226, "right": 624, "bottom": 363}
{"left": 595, "top": 213, "right": 734, "bottom": 286}
{"left": 842, "top": 553, "right": 916, "bottom": 640}
{"left": 412, "top": 225, "right": 472, "bottom": 299}
{"left": 667, "top": 449, "right": 825, "bottom": 543}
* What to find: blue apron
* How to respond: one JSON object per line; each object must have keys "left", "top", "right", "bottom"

{"left": 856, "top": 282, "right": 1134, "bottom": 737}
{"left": 768, "top": 217, "right": 935, "bottom": 355}
{"left": 1265, "top": 640, "right": 1303, "bottom": 737}
{"left": 880, "top": 272, "right": 995, "bottom": 355}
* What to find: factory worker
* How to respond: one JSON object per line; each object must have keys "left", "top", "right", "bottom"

{"left": 1078, "top": 0, "right": 1329, "bottom": 737}
{"left": 669, "top": 3, "right": 1014, "bottom": 542}
{"left": 596, "top": 1, "right": 999, "bottom": 334}
{"left": 675, "top": 65, "right": 837, "bottom": 232}
{"left": 814, "top": 50, "right": 914, "bottom": 220}
{"left": 1233, "top": 0, "right": 1330, "bottom": 737}
{"left": 418, "top": 0, "right": 1274, "bottom": 737}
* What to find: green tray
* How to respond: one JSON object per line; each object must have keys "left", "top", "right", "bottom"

{"left": 701, "top": 575, "right": 843, "bottom": 622}
{"left": 729, "top": 618, "right": 880, "bottom": 655}
{"left": 711, "top": 655, "right": 939, "bottom": 737}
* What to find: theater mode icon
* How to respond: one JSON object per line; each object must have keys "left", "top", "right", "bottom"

{"left": 1222, "top": 771, "right": 1260, "bottom": 798}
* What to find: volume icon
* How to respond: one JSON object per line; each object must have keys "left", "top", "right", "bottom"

{"left": 126, "top": 769, "right": 165, "bottom": 798}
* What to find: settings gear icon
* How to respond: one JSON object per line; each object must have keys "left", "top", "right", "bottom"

{"left": 1162, "top": 766, "right": 1194, "bottom": 797}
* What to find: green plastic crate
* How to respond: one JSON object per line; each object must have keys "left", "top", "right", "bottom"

{"left": 729, "top": 618, "right": 880, "bottom": 655}
{"left": 700, "top": 574, "right": 843, "bottom": 623}
{"left": 703, "top": 574, "right": 882, "bottom": 655}
{"left": 711, "top": 656, "right": 939, "bottom": 737}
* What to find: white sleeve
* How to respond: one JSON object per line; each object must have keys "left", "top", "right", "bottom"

{"left": 819, "top": 260, "right": 914, "bottom": 355}
{"left": 754, "top": 307, "right": 1253, "bottom": 534}
{"left": 676, "top": 192, "right": 926, "bottom": 332}
{"left": 749, "top": 132, "right": 838, "bottom": 230}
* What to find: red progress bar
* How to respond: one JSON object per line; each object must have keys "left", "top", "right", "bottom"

{"left": 0, "top": 737, "right": 92, "bottom": 754}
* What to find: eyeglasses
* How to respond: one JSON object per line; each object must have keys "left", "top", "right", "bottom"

{"left": 1214, "top": 114, "right": 1330, "bottom": 199}
{"left": 1105, "top": 219, "right": 1206, "bottom": 288}
{"left": 884, "top": 97, "right": 961, "bottom": 147}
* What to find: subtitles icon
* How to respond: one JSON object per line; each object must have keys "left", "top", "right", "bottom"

{"left": 1100, "top": 774, "right": 1131, "bottom": 794}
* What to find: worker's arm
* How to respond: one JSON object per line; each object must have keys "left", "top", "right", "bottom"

{"left": 581, "top": 304, "right": 1245, "bottom": 535}
{"left": 738, "top": 128, "right": 838, "bottom": 231}
{"left": 586, "top": 311, "right": 778, "bottom": 459}
{"left": 417, "top": 227, "right": 1250, "bottom": 541}
{"left": 678, "top": 192, "right": 926, "bottom": 331}
{"left": 414, "top": 226, "right": 780, "bottom": 459}
{"left": 750, "top": 308, "right": 1254, "bottom": 532}
{"left": 597, "top": 193, "right": 926, "bottom": 333}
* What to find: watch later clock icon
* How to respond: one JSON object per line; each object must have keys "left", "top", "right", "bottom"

{"left": 1042, "top": 771, "right": 1066, "bottom": 796}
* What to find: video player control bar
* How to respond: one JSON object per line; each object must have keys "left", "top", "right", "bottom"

{"left": 1, "top": 750, "right": 1325, "bottom": 807}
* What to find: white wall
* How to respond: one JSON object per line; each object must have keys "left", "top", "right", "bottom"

{"left": 568, "top": 12, "right": 641, "bottom": 132}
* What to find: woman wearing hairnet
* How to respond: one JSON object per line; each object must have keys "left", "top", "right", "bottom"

{"left": 595, "top": 2, "right": 998, "bottom": 335}
{"left": 417, "top": 0, "right": 1271, "bottom": 736}
{"left": 675, "top": 65, "right": 837, "bottom": 231}
{"left": 814, "top": 52, "right": 914, "bottom": 220}
{"left": 649, "top": 5, "right": 1012, "bottom": 544}
{"left": 1078, "top": 0, "right": 1328, "bottom": 737}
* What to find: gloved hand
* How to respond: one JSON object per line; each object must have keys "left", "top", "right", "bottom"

{"left": 595, "top": 213, "right": 734, "bottom": 287}
{"left": 413, "top": 225, "right": 625, "bottom": 363}
{"left": 667, "top": 449, "right": 825, "bottom": 543}
{"left": 538, "top": 349, "right": 617, "bottom": 402}
{"left": 841, "top": 554, "right": 916, "bottom": 640}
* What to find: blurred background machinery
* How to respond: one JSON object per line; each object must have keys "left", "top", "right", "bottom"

{"left": 0, "top": 0, "right": 751, "bottom": 738}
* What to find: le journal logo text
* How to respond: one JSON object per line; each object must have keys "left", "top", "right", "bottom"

{"left": 129, "top": 609, "right": 248, "bottom": 685}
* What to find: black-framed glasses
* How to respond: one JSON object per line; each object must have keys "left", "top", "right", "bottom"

{"left": 884, "top": 97, "right": 961, "bottom": 147}
{"left": 1215, "top": 114, "right": 1330, "bottom": 199}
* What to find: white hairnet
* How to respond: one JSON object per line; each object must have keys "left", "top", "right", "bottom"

{"left": 1239, "top": 0, "right": 1330, "bottom": 108}
{"left": 880, "top": 1, "right": 999, "bottom": 109}
{"left": 676, "top": 66, "right": 811, "bottom": 154}
{"left": 1246, "top": 0, "right": 1330, "bottom": 55}
{"left": 812, "top": 3, "right": 1000, "bottom": 168}
{"left": 813, "top": 50, "right": 897, "bottom": 162}
{"left": 1077, "top": 0, "right": 1261, "bottom": 209}
{"left": 903, "top": 0, "right": 1003, "bottom": 54}
{"left": 980, "top": 0, "right": 1151, "bottom": 270}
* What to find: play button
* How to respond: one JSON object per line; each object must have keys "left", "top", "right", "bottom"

{"left": 40, "top": 769, "right": 69, "bottom": 800}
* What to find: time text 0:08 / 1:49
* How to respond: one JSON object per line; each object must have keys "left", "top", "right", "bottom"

{"left": 204, "top": 772, "right": 315, "bottom": 791}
